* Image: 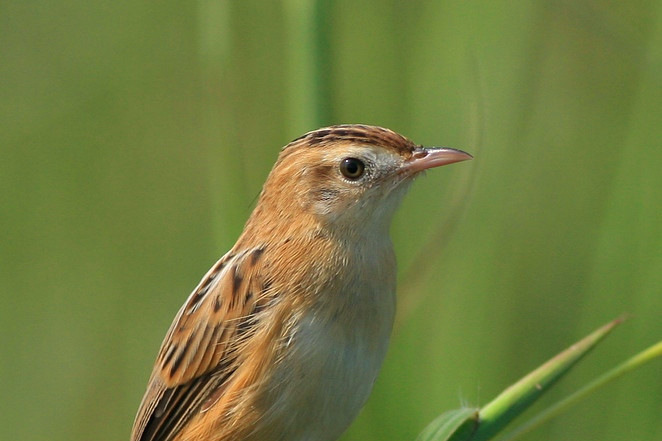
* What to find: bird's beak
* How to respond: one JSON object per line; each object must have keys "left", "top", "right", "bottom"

{"left": 404, "top": 147, "right": 473, "bottom": 174}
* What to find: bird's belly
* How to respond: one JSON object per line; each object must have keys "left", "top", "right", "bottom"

{"left": 254, "top": 299, "right": 394, "bottom": 441}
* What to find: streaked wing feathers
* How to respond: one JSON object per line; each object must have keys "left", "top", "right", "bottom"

{"left": 131, "top": 246, "right": 269, "bottom": 441}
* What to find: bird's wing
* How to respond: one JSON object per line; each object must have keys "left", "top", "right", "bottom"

{"left": 130, "top": 246, "right": 272, "bottom": 441}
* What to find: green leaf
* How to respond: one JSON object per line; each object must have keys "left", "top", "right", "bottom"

{"left": 416, "top": 317, "right": 623, "bottom": 441}
{"left": 416, "top": 407, "right": 479, "bottom": 441}
{"left": 471, "top": 317, "right": 623, "bottom": 441}
{"left": 496, "top": 339, "right": 662, "bottom": 441}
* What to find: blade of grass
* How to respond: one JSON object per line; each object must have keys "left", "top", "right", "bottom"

{"left": 494, "top": 340, "right": 662, "bottom": 441}
{"left": 469, "top": 317, "right": 624, "bottom": 441}
{"left": 415, "top": 317, "right": 624, "bottom": 441}
{"left": 416, "top": 408, "right": 479, "bottom": 441}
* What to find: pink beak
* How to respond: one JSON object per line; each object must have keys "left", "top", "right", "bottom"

{"left": 405, "top": 147, "right": 473, "bottom": 173}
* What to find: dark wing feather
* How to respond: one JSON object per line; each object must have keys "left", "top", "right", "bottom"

{"left": 131, "top": 246, "right": 268, "bottom": 441}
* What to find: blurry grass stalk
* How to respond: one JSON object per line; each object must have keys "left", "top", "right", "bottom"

{"left": 495, "top": 339, "right": 662, "bottom": 441}
{"left": 284, "top": 0, "right": 317, "bottom": 133}
{"left": 197, "top": 0, "right": 248, "bottom": 248}
{"left": 284, "top": 0, "right": 332, "bottom": 133}
{"left": 197, "top": 0, "right": 231, "bottom": 71}
{"left": 395, "top": 48, "right": 484, "bottom": 330}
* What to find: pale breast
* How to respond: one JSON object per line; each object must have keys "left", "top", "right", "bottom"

{"left": 250, "top": 241, "right": 397, "bottom": 441}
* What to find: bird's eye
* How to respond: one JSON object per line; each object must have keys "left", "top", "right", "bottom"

{"left": 339, "top": 158, "right": 365, "bottom": 180}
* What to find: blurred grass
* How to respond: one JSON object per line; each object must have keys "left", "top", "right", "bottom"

{"left": 1, "top": 1, "right": 660, "bottom": 441}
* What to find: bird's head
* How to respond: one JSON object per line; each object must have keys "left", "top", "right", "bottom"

{"left": 245, "top": 125, "right": 472, "bottom": 240}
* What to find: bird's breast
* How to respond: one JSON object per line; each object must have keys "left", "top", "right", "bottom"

{"left": 255, "top": 239, "right": 397, "bottom": 441}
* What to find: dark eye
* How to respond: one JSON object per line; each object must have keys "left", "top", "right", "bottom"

{"left": 340, "top": 158, "right": 365, "bottom": 180}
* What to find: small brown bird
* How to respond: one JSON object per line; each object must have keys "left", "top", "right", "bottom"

{"left": 131, "top": 124, "right": 472, "bottom": 441}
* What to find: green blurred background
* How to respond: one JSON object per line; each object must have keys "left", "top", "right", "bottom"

{"left": 2, "top": 1, "right": 660, "bottom": 440}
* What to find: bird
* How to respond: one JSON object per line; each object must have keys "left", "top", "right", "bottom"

{"left": 130, "top": 124, "right": 472, "bottom": 441}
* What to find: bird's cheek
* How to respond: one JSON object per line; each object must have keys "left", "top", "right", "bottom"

{"left": 307, "top": 187, "right": 341, "bottom": 217}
